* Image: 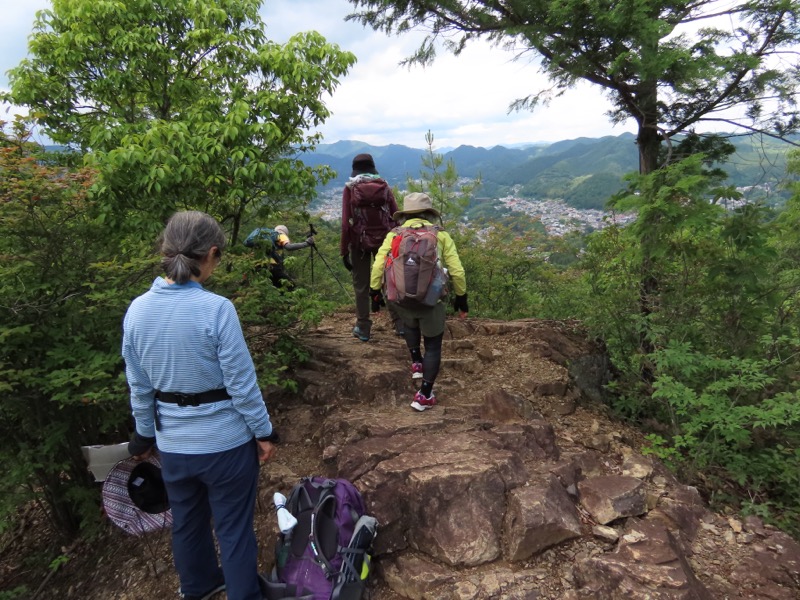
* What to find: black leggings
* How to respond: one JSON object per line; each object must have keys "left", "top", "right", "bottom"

{"left": 269, "top": 264, "right": 295, "bottom": 291}
{"left": 403, "top": 328, "right": 443, "bottom": 384}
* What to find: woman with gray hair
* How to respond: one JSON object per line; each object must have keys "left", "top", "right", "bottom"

{"left": 122, "top": 210, "right": 277, "bottom": 600}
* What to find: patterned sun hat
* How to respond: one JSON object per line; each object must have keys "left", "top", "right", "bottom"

{"left": 102, "top": 455, "right": 173, "bottom": 536}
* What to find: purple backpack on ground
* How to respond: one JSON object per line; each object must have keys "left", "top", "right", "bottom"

{"left": 261, "top": 477, "right": 378, "bottom": 600}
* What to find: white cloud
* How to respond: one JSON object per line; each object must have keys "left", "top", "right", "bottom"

{"left": 0, "top": 0, "right": 51, "bottom": 88}
{"left": 317, "top": 41, "right": 632, "bottom": 148}
{"left": 261, "top": 1, "right": 634, "bottom": 147}
{"left": 1, "top": 0, "right": 51, "bottom": 128}
{"left": 1, "top": 0, "right": 636, "bottom": 148}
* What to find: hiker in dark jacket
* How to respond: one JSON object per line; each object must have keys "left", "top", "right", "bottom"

{"left": 369, "top": 192, "right": 468, "bottom": 411}
{"left": 340, "top": 153, "right": 403, "bottom": 341}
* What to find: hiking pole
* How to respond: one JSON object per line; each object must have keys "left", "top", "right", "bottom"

{"left": 312, "top": 244, "right": 353, "bottom": 301}
{"left": 307, "top": 223, "right": 317, "bottom": 288}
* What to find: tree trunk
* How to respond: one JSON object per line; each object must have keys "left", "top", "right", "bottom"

{"left": 637, "top": 124, "right": 661, "bottom": 175}
{"left": 635, "top": 74, "right": 662, "bottom": 177}
{"left": 634, "top": 79, "right": 662, "bottom": 386}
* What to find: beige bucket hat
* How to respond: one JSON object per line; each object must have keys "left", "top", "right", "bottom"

{"left": 393, "top": 192, "right": 440, "bottom": 221}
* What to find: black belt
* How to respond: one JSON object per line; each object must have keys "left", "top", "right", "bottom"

{"left": 155, "top": 388, "right": 230, "bottom": 407}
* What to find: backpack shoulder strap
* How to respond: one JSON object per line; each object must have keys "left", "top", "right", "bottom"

{"left": 308, "top": 486, "right": 339, "bottom": 577}
{"left": 285, "top": 478, "right": 316, "bottom": 515}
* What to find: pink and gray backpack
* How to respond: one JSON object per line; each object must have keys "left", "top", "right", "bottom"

{"left": 382, "top": 225, "right": 449, "bottom": 308}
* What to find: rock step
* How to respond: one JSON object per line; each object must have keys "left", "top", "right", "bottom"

{"left": 287, "top": 315, "right": 800, "bottom": 599}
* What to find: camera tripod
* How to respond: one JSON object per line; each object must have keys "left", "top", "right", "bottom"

{"left": 305, "top": 223, "right": 353, "bottom": 301}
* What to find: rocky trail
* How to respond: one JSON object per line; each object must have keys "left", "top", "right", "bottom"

{"left": 4, "top": 311, "right": 800, "bottom": 599}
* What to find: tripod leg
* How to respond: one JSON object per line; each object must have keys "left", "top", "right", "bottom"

{"left": 310, "top": 245, "right": 314, "bottom": 287}
{"left": 312, "top": 246, "right": 354, "bottom": 301}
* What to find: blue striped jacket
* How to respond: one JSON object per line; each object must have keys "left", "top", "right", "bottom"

{"left": 122, "top": 277, "right": 273, "bottom": 454}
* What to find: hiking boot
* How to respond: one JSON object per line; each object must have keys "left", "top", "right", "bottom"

{"left": 411, "top": 362, "right": 423, "bottom": 380}
{"left": 179, "top": 581, "right": 225, "bottom": 600}
{"left": 410, "top": 390, "right": 436, "bottom": 412}
{"left": 352, "top": 326, "right": 370, "bottom": 342}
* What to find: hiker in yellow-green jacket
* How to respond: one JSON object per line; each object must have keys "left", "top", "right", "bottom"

{"left": 370, "top": 192, "right": 468, "bottom": 412}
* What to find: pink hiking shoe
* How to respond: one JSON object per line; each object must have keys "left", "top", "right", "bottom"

{"left": 410, "top": 390, "right": 436, "bottom": 412}
{"left": 411, "top": 362, "right": 423, "bottom": 380}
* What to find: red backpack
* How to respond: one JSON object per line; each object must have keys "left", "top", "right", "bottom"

{"left": 349, "top": 179, "right": 395, "bottom": 252}
{"left": 383, "top": 225, "right": 449, "bottom": 307}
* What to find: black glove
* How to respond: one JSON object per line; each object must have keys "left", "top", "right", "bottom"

{"left": 370, "top": 289, "right": 384, "bottom": 312}
{"left": 128, "top": 431, "right": 156, "bottom": 456}
{"left": 453, "top": 294, "right": 469, "bottom": 313}
{"left": 257, "top": 429, "right": 280, "bottom": 444}
{"left": 342, "top": 255, "right": 353, "bottom": 271}
{"left": 305, "top": 236, "right": 315, "bottom": 247}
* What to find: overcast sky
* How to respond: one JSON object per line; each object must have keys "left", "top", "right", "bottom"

{"left": 1, "top": 0, "right": 637, "bottom": 149}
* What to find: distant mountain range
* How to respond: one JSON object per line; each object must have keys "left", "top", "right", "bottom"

{"left": 303, "top": 133, "right": 795, "bottom": 210}
{"left": 44, "top": 132, "right": 795, "bottom": 211}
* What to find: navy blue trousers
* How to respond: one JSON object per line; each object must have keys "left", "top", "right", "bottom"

{"left": 160, "top": 440, "right": 261, "bottom": 600}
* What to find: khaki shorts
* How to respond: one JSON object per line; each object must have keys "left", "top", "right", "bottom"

{"left": 394, "top": 301, "right": 447, "bottom": 337}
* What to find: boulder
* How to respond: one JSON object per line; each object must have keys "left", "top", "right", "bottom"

{"left": 573, "top": 518, "right": 713, "bottom": 599}
{"left": 578, "top": 475, "right": 647, "bottom": 525}
{"left": 339, "top": 431, "right": 527, "bottom": 565}
{"left": 503, "top": 475, "right": 583, "bottom": 561}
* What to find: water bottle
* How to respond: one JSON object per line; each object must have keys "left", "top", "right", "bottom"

{"left": 423, "top": 265, "right": 448, "bottom": 306}
{"left": 273, "top": 492, "right": 297, "bottom": 534}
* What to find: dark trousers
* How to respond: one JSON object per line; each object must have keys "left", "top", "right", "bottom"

{"left": 160, "top": 440, "right": 262, "bottom": 600}
{"left": 269, "top": 263, "right": 295, "bottom": 290}
{"left": 396, "top": 301, "right": 446, "bottom": 385}
{"left": 350, "top": 247, "right": 400, "bottom": 334}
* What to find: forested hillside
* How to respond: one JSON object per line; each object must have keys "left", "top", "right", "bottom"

{"left": 303, "top": 132, "right": 795, "bottom": 209}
